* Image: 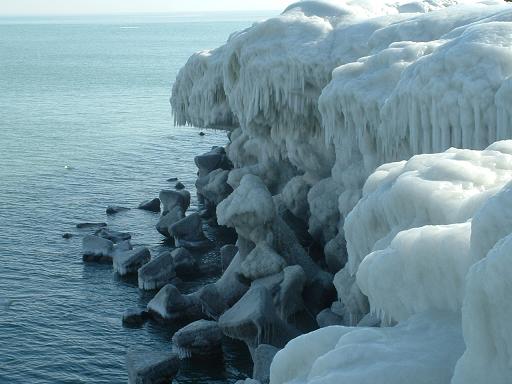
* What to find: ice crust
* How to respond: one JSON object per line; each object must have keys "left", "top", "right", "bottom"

{"left": 171, "top": 1, "right": 512, "bottom": 383}
{"left": 172, "top": 0, "right": 511, "bottom": 245}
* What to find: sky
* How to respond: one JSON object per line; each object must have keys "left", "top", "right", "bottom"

{"left": 0, "top": 0, "right": 292, "bottom": 15}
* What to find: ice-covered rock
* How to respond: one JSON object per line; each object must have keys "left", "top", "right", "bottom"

{"left": 316, "top": 308, "right": 343, "bottom": 328}
{"left": 82, "top": 235, "right": 114, "bottom": 263}
{"left": 159, "top": 189, "right": 190, "bottom": 214}
{"left": 253, "top": 344, "right": 279, "bottom": 384}
{"left": 195, "top": 146, "right": 231, "bottom": 177}
{"left": 113, "top": 247, "right": 151, "bottom": 276}
{"left": 126, "top": 348, "right": 180, "bottom": 384}
{"left": 155, "top": 206, "right": 185, "bottom": 238}
{"left": 169, "top": 213, "right": 212, "bottom": 249}
{"left": 240, "top": 243, "right": 286, "bottom": 281}
{"left": 138, "top": 198, "right": 161, "bottom": 212}
{"left": 171, "top": 247, "right": 197, "bottom": 275}
{"left": 147, "top": 284, "right": 203, "bottom": 323}
{"left": 138, "top": 251, "right": 176, "bottom": 291}
{"left": 122, "top": 308, "right": 150, "bottom": 327}
{"left": 94, "top": 228, "right": 131, "bottom": 243}
{"left": 171, "top": 320, "right": 223, "bottom": 358}
{"left": 196, "top": 168, "right": 233, "bottom": 208}
{"left": 219, "top": 286, "right": 301, "bottom": 354}
{"left": 220, "top": 244, "right": 238, "bottom": 271}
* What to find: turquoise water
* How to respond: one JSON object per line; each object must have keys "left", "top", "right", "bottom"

{"left": 0, "top": 12, "right": 274, "bottom": 383}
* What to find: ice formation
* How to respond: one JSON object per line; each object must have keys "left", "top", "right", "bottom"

{"left": 170, "top": 0, "right": 512, "bottom": 382}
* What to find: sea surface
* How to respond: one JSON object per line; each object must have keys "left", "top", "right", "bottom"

{"left": 0, "top": 12, "right": 275, "bottom": 383}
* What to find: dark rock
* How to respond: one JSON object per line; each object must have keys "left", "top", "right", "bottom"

{"left": 167, "top": 177, "right": 178, "bottom": 182}
{"left": 199, "top": 131, "right": 205, "bottom": 136}
{"left": 123, "top": 308, "right": 149, "bottom": 327}
{"left": 138, "top": 198, "right": 161, "bottom": 213}
{"left": 126, "top": 348, "right": 180, "bottom": 384}
{"left": 62, "top": 233, "right": 73, "bottom": 239}
{"left": 253, "top": 344, "right": 279, "bottom": 384}
{"left": 76, "top": 222, "right": 107, "bottom": 229}
{"left": 106, "top": 205, "right": 130, "bottom": 215}
{"left": 175, "top": 182, "right": 185, "bottom": 190}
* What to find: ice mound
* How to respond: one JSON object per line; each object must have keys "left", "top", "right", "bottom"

{"left": 271, "top": 141, "right": 512, "bottom": 383}
{"left": 270, "top": 312, "right": 464, "bottom": 384}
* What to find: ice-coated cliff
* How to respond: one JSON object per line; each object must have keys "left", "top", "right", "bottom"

{"left": 171, "top": 0, "right": 512, "bottom": 383}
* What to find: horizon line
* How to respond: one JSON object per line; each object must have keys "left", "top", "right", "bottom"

{"left": 0, "top": 9, "right": 282, "bottom": 18}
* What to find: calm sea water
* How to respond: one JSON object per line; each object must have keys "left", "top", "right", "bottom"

{"left": 0, "top": 12, "right": 274, "bottom": 383}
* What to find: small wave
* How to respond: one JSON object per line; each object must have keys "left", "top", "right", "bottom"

{"left": 119, "top": 26, "right": 139, "bottom": 29}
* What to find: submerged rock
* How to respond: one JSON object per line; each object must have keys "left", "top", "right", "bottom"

{"left": 113, "top": 247, "right": 151, "bottom": 276}
{"left": 138, "top": 252, "right": 176, "bottom": 290}
{"left": 122, "top": 308, "right": 150, "bottom": 327}
{"left": 167, "top": 177, "right": 178, "bottom": 182}
{"left": 146, "top": 284, "right": 203, "bottom": 322}
{"left": 126, "top": 349, "right": 180, "bottom": 384}
{"left": 106, "top": 205, "right": 130, "bottom": 215}
{"left": 169, "top": 213, "right": 211, "bottom": 249}
{"left": 76, "top": 222, "right": 107, "bottom": 229}
{"left": 175, "top": 182, "right": 185, "bottom": 190}
{"left": 171, "top": 320, "right": 223, "bottom": 358}
{"left": 138, "top": 198, "right": 161, "bottom": 213}
{"left": 82, "top": 235, "right": 114, "bottom": 263}
{"left": 253, "top": 344, "right": 279, "bottom": 384}
{"left": 62, "top": 233, "right": 73, "bottom": 239}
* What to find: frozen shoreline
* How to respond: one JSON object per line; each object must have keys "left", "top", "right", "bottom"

{"left": 170, "top": 1, "right": 512, "bottom": 383}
